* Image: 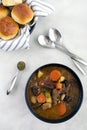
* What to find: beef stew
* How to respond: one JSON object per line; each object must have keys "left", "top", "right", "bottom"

{"left": 25, "top": 64, "right": 83, "bottom": 123}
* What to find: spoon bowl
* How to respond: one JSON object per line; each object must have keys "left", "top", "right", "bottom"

{"left": 38, "top": 35, "right": 55, "bottom": 48}
{"left": 49, "top": 28, "right": 62, "bottom": 44}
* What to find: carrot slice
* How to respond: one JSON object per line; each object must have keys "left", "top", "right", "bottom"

{"left": 56, "top": 83, "right": 63, "bottom": 89}
{"left": 50, "top": 69, "right": 61, "bottom": 81}
{"left": 36, "top": 93, "right": 46, "bottom": 103}
{"left": 58, "top": 103, "right": 66, "bottom": 116}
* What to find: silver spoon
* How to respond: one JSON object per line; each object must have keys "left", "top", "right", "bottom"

{"left": 6, "top": 61, "right": 26, "bottom": 95}
{"left": 49, "top": 28, "right": 87, "bottom": 66}
{"left": 48, "top": 28, "right": 87, "bottom": 75}
{"left": 38, "top": 35, "right": 86, "bottom": 75}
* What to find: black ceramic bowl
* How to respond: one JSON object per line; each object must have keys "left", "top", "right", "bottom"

{"left": 25, "top": 63, "right": 83, "bottom": 123}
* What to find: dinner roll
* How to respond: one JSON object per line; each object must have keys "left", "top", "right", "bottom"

{"left": 0, "top": 16, "right": 19, "bottom": 40}
{"left": 2, "top": 0, "right": 23, "bottom": 6}
{"left": 11, "top": 3, "right": 34, "bottom": 25}
{"left": 0, "top": 5, "right": 10, "bottom": 19}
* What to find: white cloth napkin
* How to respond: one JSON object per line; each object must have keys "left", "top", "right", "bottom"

{"left": 0, "top": 0, "right": 54, "bottom": 51}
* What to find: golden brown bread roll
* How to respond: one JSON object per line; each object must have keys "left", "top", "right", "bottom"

{"left": 0, "top": 5, "right": 10, "bottom": 19}
{"left": 11, "top": 3, "right": 34, "bottom": 25}
{"left": 2, "top": 0, "right": 23, "bottom": 6}
{"left": 0, "top": 16, "right": 19, "bottom": 40}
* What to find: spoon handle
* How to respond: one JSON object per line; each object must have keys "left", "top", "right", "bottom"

{"left": 55, "top": 44, "right": 86, "bottom": 75}
{"left": 62, "top": 45, "right": 87, "bottom": 65}
{"left": 56, "top": 44, "right": 87, "bottom": 66}
{"left": 6, "top": 71, "right": 19, "bottom": 95}
{"left": 72, "top": 60, "right": 86, "bottom": 75}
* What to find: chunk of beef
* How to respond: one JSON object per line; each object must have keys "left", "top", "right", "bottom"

{"left": 62, "top": 80, "right": 69, "bottom": 87}
{"left": 32, "top": 103, "right": 42, "bottom": 109}
{"left": 52, "top": 89, "right": 61, "bottom": 105}
{"left": 44, "top": 82, "right": 55, "bottom": 89}
{"left": 64, "top": 95, "right": 72, "bottom": 102}
{"left": 31, "top": 86, "right": 40, "bottom": 96}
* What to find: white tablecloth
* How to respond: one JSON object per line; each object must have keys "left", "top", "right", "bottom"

{"left": 0, "top": 0, "right": 87, "bottom": 129}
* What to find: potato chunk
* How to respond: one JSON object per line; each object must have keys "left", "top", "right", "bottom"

{"left": 38, "top": 70, "right": 44, "bottom": 78}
